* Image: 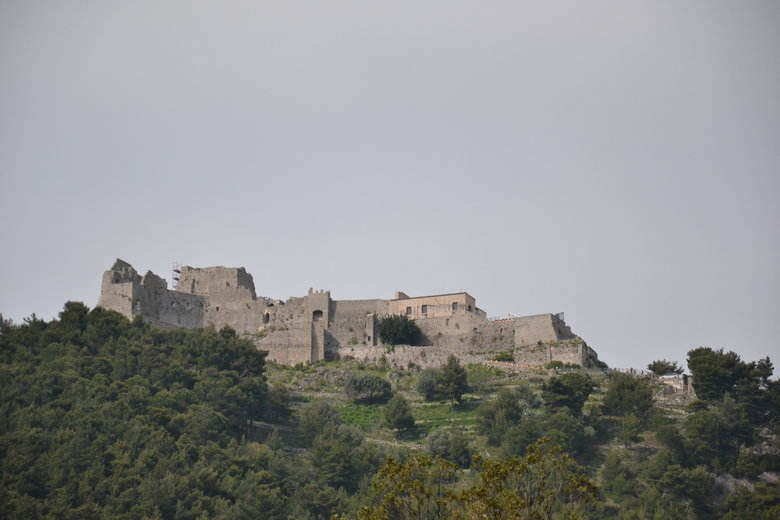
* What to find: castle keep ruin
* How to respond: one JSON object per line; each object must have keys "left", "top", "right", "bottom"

{"left": 98, "top": 259, "right": 599, "bottom": 368}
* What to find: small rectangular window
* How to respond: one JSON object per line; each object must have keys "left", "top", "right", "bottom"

{"left": 452, "top": 302, "right": 458, "bottom": 311}
{"left": 421, "top": 305, "right": 428, "bottom": 314}
{"left": 406, "top": 306, "right": 412, "bottom": 315}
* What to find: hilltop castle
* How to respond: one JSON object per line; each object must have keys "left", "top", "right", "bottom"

{"left": 98, "top": 259, "right": 600, "bottom": 368}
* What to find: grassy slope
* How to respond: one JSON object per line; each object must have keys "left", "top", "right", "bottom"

{"left": 265, "top": 359, "right": 627, "bottom": 456}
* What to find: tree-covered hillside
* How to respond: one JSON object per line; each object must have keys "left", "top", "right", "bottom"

{"left": 1, "top": 303, "right": 778, "bottom": 519}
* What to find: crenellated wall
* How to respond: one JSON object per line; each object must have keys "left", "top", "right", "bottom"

{"left": 97, "top": 259, "right": 599, "bottom": 367}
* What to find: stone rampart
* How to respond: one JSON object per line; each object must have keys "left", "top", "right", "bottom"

{"left": 327, "top": 299, "right": 389, "bottom": 352}
{"left": 97, "top": 259, "right": 600, "bottom": 368}
{"left": 342, "top": 338, "right": 595, "bottom": 370}
{"left": 513, "top": 313, "right": 575, "bottom": 346}
{"left": 137, "top": 271, "right": 205, "bottom": 329}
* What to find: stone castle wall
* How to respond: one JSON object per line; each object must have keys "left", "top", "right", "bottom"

{"left": 97, "top": 260, "right": 139, "bottom": 317}
{"left": 342, "top": 339, "right": 597, "bottom": 370}
{"left": 513, "top": 313, "right": 574, "bottom": 346}
{"left": 136, "top": 271, "right": 205, "bottom": 329}
{"left": 97, "top": 259, "right": 599, "bottom": 368}
{"left": 177, "top": 266, "right": 266, "bottom": 332}
{"left": 326, "top": 299, "right": 389, "bottom": 353}
{"left": 97, "top": 261, "right": 206, "bottom": 329}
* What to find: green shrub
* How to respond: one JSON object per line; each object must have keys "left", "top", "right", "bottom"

{"left": 600, "top": 450, "right": 633, "bottom": 498}
{"left": 721, "top": 480, "right": 780, "bottom": 519}
{"left": 298, "top": 401, "right": 342, "bottom": 443}
{"left": 476, "top": 388, "right": 527, "bottom": 445}
{"left": 345, "top": 373, "right": 392, "bottom": 404}
{"left": 493, "top": 351, "right": 514, "bottom": 362}
{"left": 263, "top": 383, "right": 293, "bottom": 422}
{"left": 647, "top": 359, "right": 684, "bottom": 376}
{"left": 310, "top": 425, "right": 376, "bottom": 493}
{"left": 416, "top": 356, "right": 469, "bottom": 403}
{"left": 377, "top": 315, "right": 422, "bottom": 345}
{"left": 384, "top": 395, "right": 415, "bottom": 432}
{"left": 617, "top": 415, "right": 643, "bottom": 447}
{"left": 428, "top": 429, "right": 472, "bottom": 468}
{"left": 501, "top": 409, "right": 590, "bottom": 458}
{"left": 438, "top": 356, "right": 469, "bottom": 403}
{"left": 603, "top": 372, "right": 655, "bottom": 421}
{"left": 417, "top": 369, "right": 439, "bottom": 401}
{"left": 542, "top": 372, "right": 595, "bottom": 415}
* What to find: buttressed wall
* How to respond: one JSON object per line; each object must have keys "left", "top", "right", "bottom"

{"left": 97, "top": 259, "right": 600, "bottom": 367}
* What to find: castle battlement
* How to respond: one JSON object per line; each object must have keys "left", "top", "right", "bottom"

{"left": 97, "top": 259, "right": 598, "bottom": 367}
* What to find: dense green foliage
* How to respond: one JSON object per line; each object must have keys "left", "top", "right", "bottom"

{"left": 1, "top": 304, "right": 778, "bottom": 519}
{"left": 0, "top": 303, "right": 381, "bottom": 519}
{"left": 344, "top": 373, "right": 392, "bottom": 404}
{"left": 427, "top": 429, "right": 472, "bottom": 468}
{"left": 476, "top": 386, "right": 534, "bottom": 445}
{"left": 415, "top": 355, "right": 468, "bottom": 403}
{"left": 383, "top": 395, "right": 414, "bottom": 433}
{"left": 416, "top": 368, "right": 439, "bottom": 401}
{"left": 437, "top": 355, "right": 469, "bottom": 403}
{"left": 687, "top": 347, "right": 779, "bottom": 425}
{"left": 358, "top": 438, "right": 596, "bottom": 520}
{"left": 648, "top": 359, "right": 684, "bottom": 375}
{"left": 541, "top": 372, "right": 595, "bottom": 414}
{"left": 602, "top": 372, "right": 654, "bottom": 421}
{"left": 297, "top": 401, "right": 342, "bottom": 444}
{"left": 545, "top": 360, "right": 583, "bottom": 371}
{"left": 376, "top": 315, "right": 421, "bottom": 346}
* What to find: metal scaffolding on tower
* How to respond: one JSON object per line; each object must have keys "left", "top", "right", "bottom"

{"left": 172, "top": 262, "right": 181, "bottom": 290}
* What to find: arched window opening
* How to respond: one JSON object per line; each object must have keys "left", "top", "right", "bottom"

{"left": 263, "top": 312, "right": 270, "bottom": 324}
{"left": 312, "top": 310, "right": 323, "bottom": 321}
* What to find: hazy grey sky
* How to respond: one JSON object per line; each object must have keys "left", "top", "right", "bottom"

{"left": 1, "top": 1, "right": 778, "bottom": 369}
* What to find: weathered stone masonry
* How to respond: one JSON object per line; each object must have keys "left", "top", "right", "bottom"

{"left": 98, "top": 259, "right": 600, "bottom": 367}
